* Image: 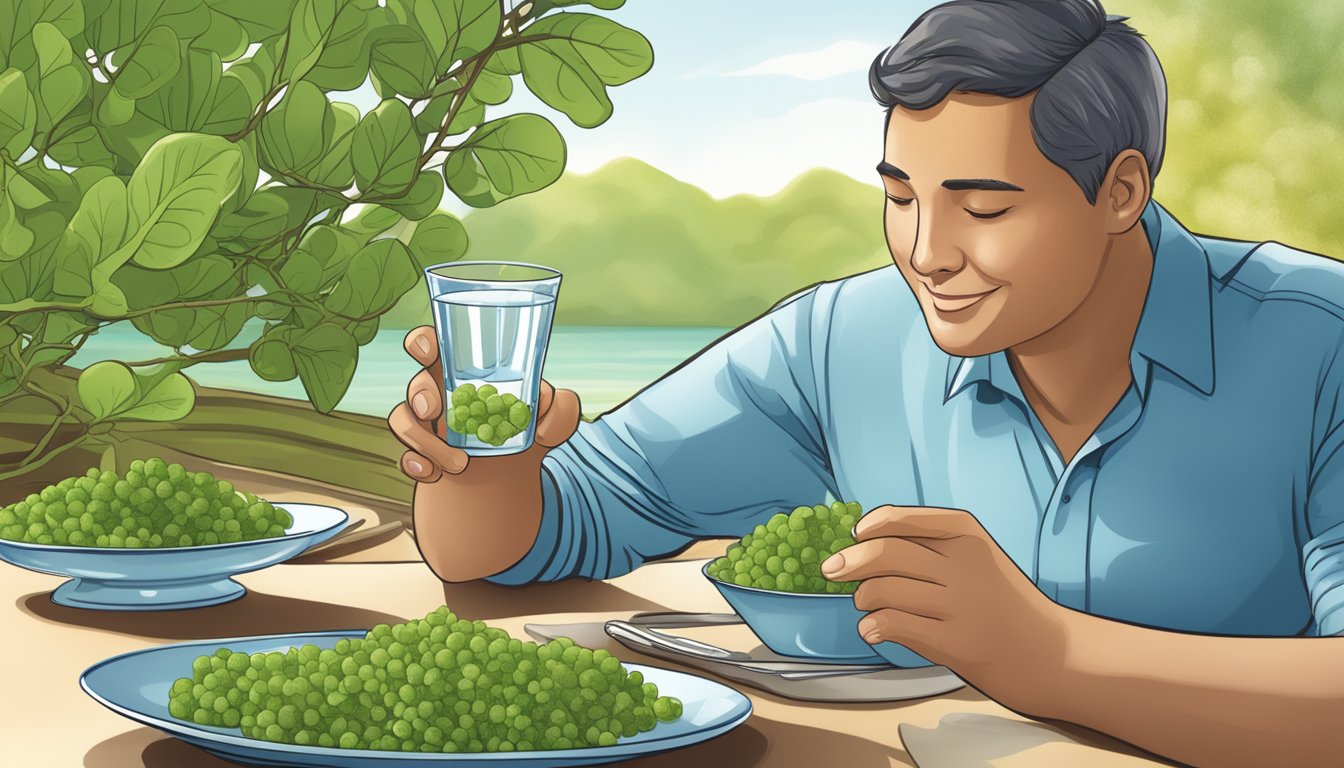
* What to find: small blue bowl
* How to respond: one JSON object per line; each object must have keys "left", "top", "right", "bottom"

{"left": 703, "top": 562, "right": 932, "bottom": 667}
{"left": 0, "top": 503, "right": 348, "bottom": 611}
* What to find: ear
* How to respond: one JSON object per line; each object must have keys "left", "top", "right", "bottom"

{"left": 1100, "top": 149, "right": 1151, "bottom": 235}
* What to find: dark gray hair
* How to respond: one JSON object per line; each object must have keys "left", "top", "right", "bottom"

{"left": 870, "top": 0, "right": 1166, "bottom": 203}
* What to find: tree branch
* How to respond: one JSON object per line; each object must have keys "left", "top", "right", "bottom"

{"left": 122, "top": 348, "right": 250, "bottom": 368}
{"left": 16, "top": 380, "right": 75, "bottom": 467}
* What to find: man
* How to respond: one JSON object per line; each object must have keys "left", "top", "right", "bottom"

{"left": 389, "top": 1, "right": 1344, "bottom": 765}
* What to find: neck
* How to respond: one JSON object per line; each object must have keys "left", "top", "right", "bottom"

{"left": 1007, "top": 225, "right": 1155, "bottom": 425}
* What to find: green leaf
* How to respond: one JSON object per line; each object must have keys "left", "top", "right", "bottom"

{"left": 78, "top": 361, "right": 139, "bottom": 421}
{"left": 368, "top": 24, "right": 435, "bottom": 99}
{"left": 0, "top": 68, "right": 35, "bottom": 158}
{"left": 326, "top": 238, "right": 418, "bottom": 318}
{"left": 114, "top": 25, "right": 183, "bottom": 100}
{"left": 471, "top": 66, "right": 512, "bottom": 105}
{"left": 193, "top": 7, "right": 250, "bottom": 60}
{"left": 219, "top": 42, "right": 276, "bottom": 108}
{"left": 295, "top": 223, "right": 364, "bottom": 287}
{"left": 287, "top": 321, "right": 357, "bottom": 413}
{"left": 283, "top": 0, "right": 340, "bottom": 82}
{"left": 309, "top": 1, "right": 392, "bottom": 91}
{"left": 31, "top": 22, "right": 89, "bottom": 136}
{"left": 342, "top": 204, "right": 402, "bottom": 239}
{"left": 0, "top": 204, "right": 34, "bottom": 262}
{"left": 307, "top": 101, "right": 358, "bottom": 188}
{"left": 135, "top": 303, "right": 250, "bottom": 350}
{"left": 57, "top": 176, "right": 129, "bottom": 298}
{"left": 208, "top": 0, "right": 299, "bottom": 38}
{"left": 114, "top": 254, "right": 237, "bottom": 307}
{"left": 140, "top": 50, "right": 239, "bottom": 135}
{"left": 213, "top": 187, "right": 290, "bottom": 250}
{"left": 260, "top": 80, "right": 335, "bottom": 174}
{"left": 442, "top": 113, "right": 566, "bottom": 207}
{"left": 352, "top": 99, "right": 420, "bottom": 195}
{"left": 485, "top": 46, "right": 520, "bottom": 76}
{"left": 346, "top": 317, "right": 378, "bottom": 345}
{"left": 118, "top": 371, "right": 195, "bottom": 421}
{"left": 408, "top": 212, "right": 467, "bottom": 266}
{"left": 99, "top": 108, "right": 173, "bottom": 170}
{"left": 385, "top": 171, "right": 443, "bottom": 220}
{"left": 223, "top": 134, "right": 259, "bottom": 213}
{"left": 6, "top": 165, "right": 73, "bottom": 210}
{"left": 532, "top": 0, "right": 625, "bottom": 11}
{"left": 115, "top": 132, "right": 243, "bottom": 269}
{"left": 97, "top": 88, "right": 136, "bottom": 126}
{"left": 88, "top": 0, "right": 207, "bottom": 51}
{"left": 249, "top": 331, "right": 298, "bottom": 382}
{"left": 518, "top": 14, "right": 651, "bottom": 128}
{"left": 412, "top": 0, "right": 500, "bottom": 69}
{"left": 49, "top": 122, "right": 118, "bottom": 169}
{"left": 0, "top": 0, "right": 84, "bottom": 73}
{"left": 71, "top": 165, "right": 115, "bottom": 195}
{"left": 90, "top": 281, "right": 129, "bottom": 317}
{"left": 278, "top": 248, "right": 322, "bottom": 293}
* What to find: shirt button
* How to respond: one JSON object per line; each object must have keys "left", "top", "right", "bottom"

{"left": 1062, "top": 494, "right": 1072, "bottom": 504}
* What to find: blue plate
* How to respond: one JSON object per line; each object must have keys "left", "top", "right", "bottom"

{"left": 0, "top": 503, "right": 348, "bottom": 611}
{"left": 80, "top": 631, "right": 753, "bottom": 768}
{"left": 704, "top": 562, "right": 933, "bottom": 667}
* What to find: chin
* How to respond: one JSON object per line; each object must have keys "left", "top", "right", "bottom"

{"left": 924, "top": 319, "right": 1006, "bottom": 358}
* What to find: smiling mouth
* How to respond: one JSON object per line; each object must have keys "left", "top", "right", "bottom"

{"left": 924, "top": 285, "right": 999, "bottom": 313}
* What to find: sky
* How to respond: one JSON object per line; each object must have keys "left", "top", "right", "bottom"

{"left": 340, "top": 0, "right": 941, "bottom": 201}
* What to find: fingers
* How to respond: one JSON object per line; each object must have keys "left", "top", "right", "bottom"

{"left": 400, "top": 450, "right": 442, "bottom": 483}
{"left": 535, "top": 388, "right": 580, "bottom": 448}
{"left": 854, "top": 505, "right": 980, "bottom": 541}
{"left": 407, "top": 369, "right": 442, "bottom": 421}
{"left": 854, "top": 576, "right": 946, "bottom": 620}
{"left": 403, "top": 326, "right": 439, "bottom": 367}
{"left": 856, "top": 607, "right": 940, "bottom": 646}
{"left": 821, "top": 536, "right": 947, "bottom": 583}
{"left": 388, "top": 402, "right": 468, "bottom": 475}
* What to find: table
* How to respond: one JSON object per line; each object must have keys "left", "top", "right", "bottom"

{"left": 5, "top": 554, "right": 1169, "bottom": 767}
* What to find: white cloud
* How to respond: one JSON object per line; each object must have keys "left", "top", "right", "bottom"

{"left": 721, "top": 40, "right": 882, "bottom": 82}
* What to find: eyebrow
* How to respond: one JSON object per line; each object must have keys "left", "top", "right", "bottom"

{"left": 876, "top": 161, "right": 909, "bottom": 180}
{"left": 942, "top": 178, "right": 1024, "bottom": 192}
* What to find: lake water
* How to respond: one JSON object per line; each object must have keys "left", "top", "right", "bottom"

{"left": 69, "top": 323, "right": 731, "bottom": 418}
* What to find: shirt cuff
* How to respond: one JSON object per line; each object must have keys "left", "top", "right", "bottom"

{"left": 1304, "top": 522, "right": 1344, "bottom": 636}
{"left": 482, "top": 465, "right": 564, "bottom": 586}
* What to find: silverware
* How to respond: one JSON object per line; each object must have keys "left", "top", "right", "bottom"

{"left": 604, "top": 620, "right": 892, "bottom": 679}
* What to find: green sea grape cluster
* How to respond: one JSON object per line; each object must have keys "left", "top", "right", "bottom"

{"left": 168, "top": 606, "right": 683, "bottom": 753}
{"left": 707, "top": 501, "right": 863, "bottom": 594}
{"left": 445, "top": 384, "right": 533, "bottom": 447}
{"left": 0, "top": 459, "right": 292, "bottom": 548}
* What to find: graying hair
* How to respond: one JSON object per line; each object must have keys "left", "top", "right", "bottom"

{"left": 870, "top": 0, "right": 1167, "bottom": 204}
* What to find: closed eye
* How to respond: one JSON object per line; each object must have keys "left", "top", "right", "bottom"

{"left": 966, "top": 207, "right": 1011, "bottom": 220}
{"left": 886, "top": 194, "right": 913, "bottom": 206}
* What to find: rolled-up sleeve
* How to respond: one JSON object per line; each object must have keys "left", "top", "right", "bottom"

{"left": 1305, "top": 335, "right": 1344, "bottom": 636}
{"left": 1306, "top": 433, "right": 1344, "bottom": 636}
{"left": 485, "top": 285, "right": 836, "bottom": 585}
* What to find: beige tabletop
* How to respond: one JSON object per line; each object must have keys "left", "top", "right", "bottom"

{"left": 4, "top": 549, "right": 1169, "bottom": 767}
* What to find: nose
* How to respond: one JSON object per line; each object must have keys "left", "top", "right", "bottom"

{"left": 908, "top": 204, "right": 963, "bottom": 277}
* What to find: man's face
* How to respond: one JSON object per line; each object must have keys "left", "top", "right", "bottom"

{"left": 881, "top": 92, "right": 1113, "bottom": 357}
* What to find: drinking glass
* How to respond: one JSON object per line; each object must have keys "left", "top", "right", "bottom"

{"left": 423, "top": 261, "right": 561, "bottom": 456}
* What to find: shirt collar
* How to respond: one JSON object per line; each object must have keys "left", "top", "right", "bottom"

{"left": 944, "top": 199, "right": 1215, "bottom": 404}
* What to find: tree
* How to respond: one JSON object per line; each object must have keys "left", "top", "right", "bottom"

{"left": 0, "top": 0, "right": 653, "bottom": 485}
{"left": 1113, "top": 0, "right": 1344, "bottom": 257}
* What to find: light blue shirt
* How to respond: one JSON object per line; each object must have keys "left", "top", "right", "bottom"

{"left": 487, "top": 201, "right": 1344, "bottom": 638}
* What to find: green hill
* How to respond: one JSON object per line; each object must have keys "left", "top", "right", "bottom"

{"left": 383, "top": 158, "right": 890, "bottom": 328}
